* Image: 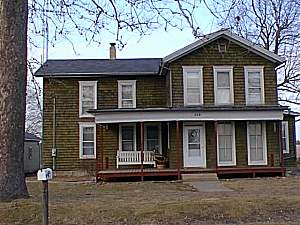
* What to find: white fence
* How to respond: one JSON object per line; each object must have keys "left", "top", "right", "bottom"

{"left": 116, "top": 151, "right": 156, "bottom": 168}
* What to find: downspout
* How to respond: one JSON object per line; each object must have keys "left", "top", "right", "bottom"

{"left": 169, "top": 70, "right": 173, "bottom": 108}
{"left": 52, "top": 97, "right": 57, "bottom": 171}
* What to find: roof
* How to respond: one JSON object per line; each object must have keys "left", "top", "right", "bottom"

{"left": 284, "top": 110, "right": 300, "bottom": 116}
{"left": 24, "top": 132, "right": 41, "bottom": 142}
{"left": 89, "top": 105, "right": 287, "bottom": 113}
{"left": 163, "top": 29, "right": 285, "bottom": 66}
{"left": 34, "top": 58, "right": 162, "bottom": 77}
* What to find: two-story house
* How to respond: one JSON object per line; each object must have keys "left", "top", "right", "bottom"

{"left": 35, "top": 29, "right": 297, "bottom": 180}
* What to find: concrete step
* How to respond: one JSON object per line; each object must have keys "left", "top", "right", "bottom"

{"left": 182, "top": 173, "right": 218, "bottom": 181}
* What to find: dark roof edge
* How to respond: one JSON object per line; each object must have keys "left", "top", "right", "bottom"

{"left": 89, "top": 105, "right": 288, "bottom": 113}
{"left": 34, "top": 71, "right": 160, "bottom": 77}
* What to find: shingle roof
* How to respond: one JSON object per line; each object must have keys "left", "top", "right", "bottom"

{"left": 34, "top": 58, "right": 162, "bottom": 77}
{"left": 25, "top": 132, "right": 41, "bottom": 142}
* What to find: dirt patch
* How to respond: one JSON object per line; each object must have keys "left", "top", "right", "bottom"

{"left": 0, "top": 176, "right": 300, "bottom": 225}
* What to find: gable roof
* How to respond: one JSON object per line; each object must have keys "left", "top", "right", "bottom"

{"left": 163, "top": 29, "right": 285, "bottom": 66}
{"left": 34, "top": 58, "right": 162, "bottom": 77}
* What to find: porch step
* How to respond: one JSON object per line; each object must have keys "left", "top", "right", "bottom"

{"left": 182, "top": 173, "right": 218, "bottom": 181}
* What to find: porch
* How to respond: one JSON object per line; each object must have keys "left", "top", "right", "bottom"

{"left": 96, "top": 167, "right": 285, "bottom": 181}
{"left": 91, "top": 107, "right": 287, "bottom": 180}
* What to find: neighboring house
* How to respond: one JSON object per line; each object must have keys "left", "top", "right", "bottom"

{"left": 24, "top": 132, "right": 41, "bottom": 173}
{"left": 35, "top": 29, "right": 297, "bottom": 179}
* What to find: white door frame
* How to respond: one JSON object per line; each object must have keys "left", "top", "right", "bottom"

{"left": 183, "top": 124, "right": 206, "bottom": 168}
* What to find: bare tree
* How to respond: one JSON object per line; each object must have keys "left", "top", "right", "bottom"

{"left": 2, "top": 0, "right": 217, "bottom": 201}
{"left": 210, "top": 0, "right": 300, "bottom": 106}
{"left": 0, "top": 0, "right": 29, "bottom": 201}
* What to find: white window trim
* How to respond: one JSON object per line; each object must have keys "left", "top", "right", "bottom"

{"left": 282, "top": 121, "right": 290, "bottom": 154}
{"left": 79, "top": 122, "right": 96, "bottom": 159}
{"left": 79, "top": 81, "right": 97, "bottom": 118}
{"left": 144, "top": 123, "right": 162, "bottom": 154}
{"left": 119, "top": 123, "right": 137, "bottom": 151}
{"left": 213, "top": 66, "right": 234, "bottom": 105}
{"left": 118, "top": 80, "right": 136, "bottom": 109}
{"left": 244, "top": 66, "right": 265, "bottom": 105}
{"left": 247, "top": 121, "right": 268, "bottom": 165}
{"left": 217, "top": 122, "right": 236, "bottom": 166}
{"left": 183, "top": 66, "right": 203, "bottom": 106}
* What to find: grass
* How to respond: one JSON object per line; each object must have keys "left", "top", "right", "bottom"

{"left": 0, "top": 177, "right": 300, "bottom": 224}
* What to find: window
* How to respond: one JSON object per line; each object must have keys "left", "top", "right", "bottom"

{"left": 119, "top": 124, "right": 136, "bottom": 151}
{"left": 247, "top": 121, "right": 267, "bottom": 165}
{"left": 245, "top": 66, "right": 264, "bottom": 105}
{"left": 282, "top": 121, "right": 289, "bottom": 154}
{"left": 144, "top": 123, "right": 161, "bottom": 153}
{"left": 217, "top": 122, "right": 236, "bottom": 166}
{"left": 79, "top": 81, "right": 97, "bottom": 117}
{"left": 118, "top": 80, "right": 136, "bottom": 108}
{"left": 183, "top": 66, "right": 203, "bottom": 106}
{"left": 79, "top": 123, "right": 96, "bottom": 159}
{"left": 214, "top": 66, "right": 234, "bottom": 105}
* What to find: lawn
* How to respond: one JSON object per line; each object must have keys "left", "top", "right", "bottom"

{"left": 0, "top": 176, "right": 300, "bottom": 225}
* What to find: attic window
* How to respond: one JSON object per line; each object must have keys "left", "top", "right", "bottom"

{"left": 218, "top": 43, "right": 227, "bottom": 53}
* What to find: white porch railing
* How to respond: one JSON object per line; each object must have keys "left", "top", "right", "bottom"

{"left": 116, "top": 151, "right": 156, "bottom": 168}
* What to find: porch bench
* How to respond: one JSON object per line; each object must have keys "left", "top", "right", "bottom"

{"left": 116, "top": 150, "right": 156, "bottom": 168}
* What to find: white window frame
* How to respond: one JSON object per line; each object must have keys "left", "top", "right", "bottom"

{"left": 144, "top": 123, "right": 162, "bottom": 154}
{"left": 213, "top": 66, "right": 234, "bottom": 105}
{"left": 247, "top": 121, "right": 268, "bottom": 165}
{"left": 118, "top": 80, "right": 136, "bottom": 109}
{"left": 244, "top": 66, "right": 265, "bottom": 105}
{"left": 282, "top": 121, "right": 290, "bottom": 154}
{"left": 217, "top": 122, "right": 236, "bottom": 166}
{"left": 79, "top": 122, "right": 96, "bottom": 159}
{"left": 79, "top": 81, "right": 97, "bottom": 118}
{"left": 119, "top": 123, "right": 137, "bottom": 151}
{"left": 183, "top": 66, "right": 203, "bottom": 106}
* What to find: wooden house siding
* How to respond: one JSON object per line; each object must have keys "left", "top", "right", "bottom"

{"left": 169, "top": 38, "right": 278, "bottom": 107}
{"left": 42, "top": 76, "right": 167, "bottom": 172}
{"left": 283, "top": 115, "right": 297, "bottom": 167}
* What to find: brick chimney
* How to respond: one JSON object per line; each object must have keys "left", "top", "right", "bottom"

{"left": 109, "top": 43, "right": 116, "bottom": 59}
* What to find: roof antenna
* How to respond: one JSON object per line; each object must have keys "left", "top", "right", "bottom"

{"left": 42, "top": 0, "right": 49, "bottom": 63}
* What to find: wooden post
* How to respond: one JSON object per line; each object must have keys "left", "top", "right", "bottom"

{"left": 278, "top": 121, "right": 285, "bottom": 176}
{"left": 42, "top": 181, "right": 49, "bottom": 225}
{"left": 101, "top": 125, "right": 104, "bottom": 171}
{"left": 176, "top": 121, "right": 181, "bottom": 180}
{"left": 140, "top": 122, "right": 144, "bottom": 181}
{"left": 214, "top": 121, "right": 218, "bottom": 174}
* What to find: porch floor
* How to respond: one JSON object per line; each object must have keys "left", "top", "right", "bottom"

{"left": 96, "top": 167, "right": 285, "bottom": 181}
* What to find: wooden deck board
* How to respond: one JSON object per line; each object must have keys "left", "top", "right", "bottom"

{"left": 96, "top": 167, "right": 285, "bottom": 180}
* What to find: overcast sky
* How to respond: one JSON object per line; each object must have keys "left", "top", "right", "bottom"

{"left": 30, "top": 6, "right": 300, "bottom": 140}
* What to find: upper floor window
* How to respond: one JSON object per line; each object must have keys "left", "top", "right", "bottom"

{"left": 244, "top": 66, "right": 264, "bottom": 105}
{"left": 282, "top": 121, "right": 289, "bottom": 154}
{"left": 118, "top": 80, "right": 136, "bottom": 108}
{"left": 79, "top": 123, "right": 96, "bottom": 159}
{"left": 79, "top": 81, "right": 97, "bottom": 117}
{"left": 213, "top": 66, "right": 234, "bottom": 105}
{"left": 247, "top": 121, "right": 267, "bottom": 165}
{"left": 183, "top": 66, "right": 203, "bottom": 106}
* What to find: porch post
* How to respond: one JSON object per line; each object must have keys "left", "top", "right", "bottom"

{"left": 100, "top": 125, "right": 104, "bottom": 171}
{"left": 176, "top": 121, "right": 181, "bottom": 180}
{"left": 278, "top": 121, "right": 285, "bottom": 175}
{"left": 214, "top": 121, "right": 218, "bottom": 173}
{"left": 140, "top": 122, "right": 144, "bottom": 181}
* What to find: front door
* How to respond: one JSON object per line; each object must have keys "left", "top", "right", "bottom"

{"left": 183, "top": 125, "right": 206, "bottom": 167}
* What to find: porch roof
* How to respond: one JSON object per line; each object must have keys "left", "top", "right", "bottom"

{"left": 88, "top": 106, "right": 287, "bottom": 124}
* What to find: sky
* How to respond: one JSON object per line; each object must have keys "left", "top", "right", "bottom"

{"left": 29, "top": 3, "right": 300, "bottom": 140}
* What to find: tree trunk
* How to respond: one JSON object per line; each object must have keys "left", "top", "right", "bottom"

{"left": 0, "top": 0, "right": 29, "bottom": 201}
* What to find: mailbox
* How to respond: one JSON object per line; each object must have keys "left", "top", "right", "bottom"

{"left": 37, "top": 168, "right": 53, "bottom": 181}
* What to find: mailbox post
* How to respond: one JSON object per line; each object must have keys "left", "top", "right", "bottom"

{"left": 37, "top": 168, "right": 53, "bottom": 225}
